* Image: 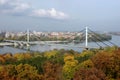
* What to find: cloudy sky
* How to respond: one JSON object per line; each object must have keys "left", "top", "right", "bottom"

{"left": 0, "top": 0, "right": 120, "bottom": 31}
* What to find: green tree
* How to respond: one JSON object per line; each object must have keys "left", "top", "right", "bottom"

{"left": 75, "top": 50, "right": 95, "bottom": 63}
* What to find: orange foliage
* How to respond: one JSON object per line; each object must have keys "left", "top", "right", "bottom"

{"left": 74, "top": 68, "right": 107, "bottom": 80}
{"left": 92, "top": 48, "right": 120, "bottom": 79}
{"left": 43, "top": 61, "right": 62, "bottom": 80}
{"left": 0, "top": 55, "right": 5, "bottom": 63}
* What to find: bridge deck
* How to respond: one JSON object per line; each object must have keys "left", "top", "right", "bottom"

{"left": 0, "top": 43, "right": 14, "bottom": 46}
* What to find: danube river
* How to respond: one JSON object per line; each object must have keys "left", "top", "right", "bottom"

{"left": 0, "top": 35, "right": 120, "bottom": 54}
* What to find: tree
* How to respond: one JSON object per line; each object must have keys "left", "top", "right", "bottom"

{"left": 0, "top": 64, "right": 43, "bottom": 80}
{"left": 44, "top": 50, "right": 58, "bottom": 59}
{"left": 63, "top": 54, "right": 78, "bottom": 80}
{"left": 74, "top": 68, "right": 107, "bottom": 80}
{"left": 92, "top": 48, "right": 120, "bottom": 79}
{"left": 13, "top": 53, "right": 31, "bottom": 61}
{"left": 0, "top": 55, "right": 5, "bottom": 64}
{"left": 75, "top": 59, "right": 94, "bottom": 70}
{"left": 43, "top": 61, "right": 62, "bottom": 80}
{"left": 0, "top": 65, "right": 17, "bottom": 80}
{"left": 15, "top": 64, "right": 43, "bottom": 80}
{"left": 75, "top": 50, "right": 95, "bottom": 63}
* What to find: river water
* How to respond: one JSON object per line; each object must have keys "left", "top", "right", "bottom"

{"left": 0, "top": 35, "right": 120, "bottom": 54}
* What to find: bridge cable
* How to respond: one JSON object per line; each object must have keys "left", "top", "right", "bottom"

{"left": 88, "top": 28, "right": 117, "bottom": 46}
{"left": 82, "top": 31, "right": 105, "bottom": 48}
{"left": 89, "top": 32, "right": 110, "bottom": 47}
{"left": 79, "top": 29, "right": 86, "bottom": 33}
{"left": 89, "top": 36, "right": 102, "bottom": 48}
{"left": 79, "top": 32, "right": 86, "bottom": 43}
{"left": 88, "top": 29, "right": 110, "bottom": 47}
{"left": 28, "top": 31, "right": 41, "bottom": 41}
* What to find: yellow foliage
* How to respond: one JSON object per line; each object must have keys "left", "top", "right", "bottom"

{"left": 0, "top": 64, "right": 43, "bottom": 80}
{"left": 0, "top": 66, "right": 3, "bottom": 71}
{"left": 15, "top": 64, "right": 41, "bottom": 80}
{"left": 13, "top": 53, "right": 24, "bottom": 60}
{"left": 64, "top": 55, "right": 74, "bottom": 62}
{"left": 64, "top": 55, "right": 78, "bottom": 66}
{"left": 24, "top": 53, "right": 31, "bottom": 59}
{"left": 3, "top": 53, "right": 12, "bottom": 59}
{"left": 13, "top": 53, "right": 31, "bottom": 60}
{"left": 63, "top": 54, "right": 78, "bottom": 79}
{"left": 76, "top": 59, "right": 94, "bottom": 69}
{"left": 65, "top": 60, "right": 78, "bottom": 67}
{"left": 79, "top": 50, "right": 94, "bottom": 57}
{"left": 44, "top": 50, "right": 57, "bottom": 58}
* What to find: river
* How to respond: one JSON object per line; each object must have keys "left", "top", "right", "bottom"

{"left": 0, "top": 35, "right": 120, "bottom": 54}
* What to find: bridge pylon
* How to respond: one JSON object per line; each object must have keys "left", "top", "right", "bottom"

{"left": 27, "top": 29, "right": 30, "bottom": 50}
{"left": 85, "top": 27, "right": 88, "bottom": 50}
{"left": 27, "top": 29, "right": 30, "bottom": 44}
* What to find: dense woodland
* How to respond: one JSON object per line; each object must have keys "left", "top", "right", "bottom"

{"left": 0, "top": 46, "right": 120, "bottom": 80}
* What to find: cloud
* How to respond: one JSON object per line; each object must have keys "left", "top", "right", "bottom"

{"left": 0, "top": 0, "right": 11, "bottom": 5}
{"left": 0, "top": 0, "right": 7, "bottom": 4}
{"left": 13, "top": 3, "right": 30, "bottom": 11}
{"left": 30, "top": 8, "right": 68, "bottom": 19}
{"left": 0, "top": 0, "right": 30, "bottom": 15}
{"left": 0, "top": 0, "right": 69, "bottom": 19}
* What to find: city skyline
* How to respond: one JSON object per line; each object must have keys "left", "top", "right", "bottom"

{"left": 0, "top": 0, "right": 120, "bottom": 31}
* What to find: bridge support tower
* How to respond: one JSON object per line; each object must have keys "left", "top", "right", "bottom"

{"left": 85, "top": 27, "right": 88, "bottom": 50}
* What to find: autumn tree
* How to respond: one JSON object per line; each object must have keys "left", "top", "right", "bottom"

{"left": 74, "top": 68, "right": 107, "bottom": 80}
{"left": 44, "top": 50, "right": 58, "bottom": 59}
{"left": 75, "top": 50, "right": 95, "bottom": 63}
{"left": 0, "top": 55, "right": 5, "bottom": 64}
{"left": 63, "top": 54, "right": 78, "bottom": 80}
{"left": 15, "top": 64, "right": 43, "bottom": 80}
{"left": 75, "top": 59, "right": 94, "bottom": 70}
{"left": 92, "top": 47, "right": 120, "bottom": 79}
{"left": 43, "top": 61, "right": 62, "bottom": 80}
{"left": 0, "top": 64, "right": 43, "bottom": 80}
{"left": 0, "top": 65, "right": 16, "bottom": 80}
{"left": 13, "top": 53, "right": 31, "bottom": 61}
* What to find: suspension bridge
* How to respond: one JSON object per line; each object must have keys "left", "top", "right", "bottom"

{"left": 0, "top": 27, "right": 117, "bottom": 50}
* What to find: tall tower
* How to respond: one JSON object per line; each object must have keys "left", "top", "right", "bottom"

{"left": 27, "top": 29, "right": 30, "bottom": 49}
{"left": 27, "top": 29, "right": 29, "bottom": 43}
{"left": 85, "top": 27, "right": 88, "bottom": 50}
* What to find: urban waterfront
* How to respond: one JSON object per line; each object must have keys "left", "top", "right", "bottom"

{"left": 0, "top": 35, "right": 120, "bottom": 54}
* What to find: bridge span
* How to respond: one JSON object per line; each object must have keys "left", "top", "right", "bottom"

{"left": 0, "top": 42, "right": 14, "bottom": 46}
{"left": 1, "top": 27, "right": 117, "bottom": 51}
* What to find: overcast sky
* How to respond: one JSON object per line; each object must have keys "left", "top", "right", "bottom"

{"left": 0, "top": 0, "right": 120, "bottom": 32}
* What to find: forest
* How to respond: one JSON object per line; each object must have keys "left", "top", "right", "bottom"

{"left": 0, "top": 46, "right": 120, "bottom": 80}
